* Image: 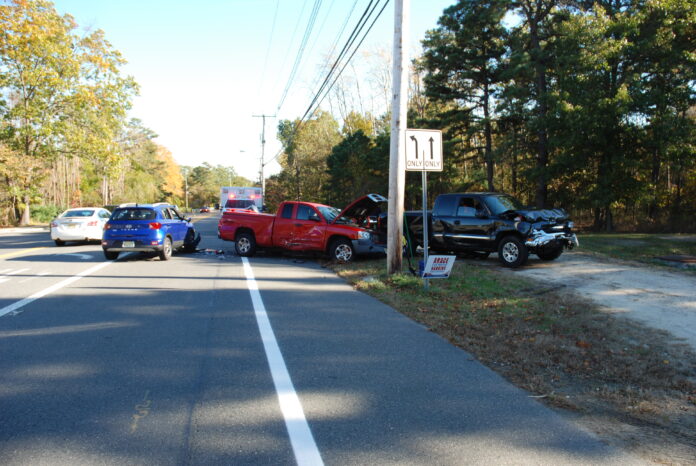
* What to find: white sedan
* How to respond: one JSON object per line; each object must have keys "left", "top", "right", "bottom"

{"left": 50, "top": 207, "right": 112, "bottom": 246}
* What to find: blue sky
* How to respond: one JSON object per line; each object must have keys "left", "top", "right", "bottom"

{"left": 51, "top": 0, "right": 455, "bottom": 181}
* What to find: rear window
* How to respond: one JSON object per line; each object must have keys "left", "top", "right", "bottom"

{"left": 62, "top": 210, "right": 94, "bottom": 218}
{"left": 111, "top": 208, "right": 156, "bottom": 221}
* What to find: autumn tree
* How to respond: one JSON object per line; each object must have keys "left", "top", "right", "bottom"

{"left": 0, "top": 0, "right": 136, "bottom": 223}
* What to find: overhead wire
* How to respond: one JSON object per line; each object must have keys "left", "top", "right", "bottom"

{"left": 266, "top": 0, "right": 390, "bottom": 166}
{"left": 276, "top": 0, "right": 324, "bottom": 113}
{"left": 256, "top": 0, "right": 281, "bottom": 109}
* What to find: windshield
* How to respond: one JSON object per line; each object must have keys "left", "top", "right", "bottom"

{"left": 225, "top": 199, "right": 254, "bottom": 209}
{"left": 317, "top": 205, "right": 344, "bottom": 223}
{"left": 485, "top": 195, "right": 524, "bottom": 215}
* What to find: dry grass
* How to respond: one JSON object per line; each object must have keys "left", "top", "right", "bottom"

{"left": 330, "top": 258, "right": 696, "bottom": 464}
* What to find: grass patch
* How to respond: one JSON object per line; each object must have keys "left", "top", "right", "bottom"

{"left": 580, "top": 233, "right": 696, "bottom": 267}
{"left": 330, "top": 257, "right": 696, "bottom": 463}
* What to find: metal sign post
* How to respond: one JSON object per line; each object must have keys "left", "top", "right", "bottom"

{"left": 422, "top": 168, "right": 429, "bottom": 290}
{"left": 405, "top": 129, "right": 443, "bottom": 290}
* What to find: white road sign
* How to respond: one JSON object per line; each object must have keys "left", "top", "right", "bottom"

{"left": 405, "top": 129, "right": 443, "bottom": 171}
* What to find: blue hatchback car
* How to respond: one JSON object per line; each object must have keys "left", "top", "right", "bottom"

{"left": 102, "top": 203, "right": 201, "bottom": 261}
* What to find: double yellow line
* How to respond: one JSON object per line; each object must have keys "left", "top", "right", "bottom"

{"left": 0, "top": 247, "right": 46, "bottom": 260}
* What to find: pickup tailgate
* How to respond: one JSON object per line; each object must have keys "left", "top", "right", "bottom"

{"left": 218, "top": 210, "right": 275, "bottom": 244}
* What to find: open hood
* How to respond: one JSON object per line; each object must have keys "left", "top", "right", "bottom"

{"left": 334, "top": 193, "right": 388, "bottom": 226}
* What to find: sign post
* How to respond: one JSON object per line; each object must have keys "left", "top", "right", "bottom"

{"left": 405, "top": 129, "right": 443, "bottom": 290}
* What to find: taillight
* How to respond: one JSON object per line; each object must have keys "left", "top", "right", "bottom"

{"left": 149, "top": 222, "right": 162, "bottom": 230}
{"left": 50, "top": 221, "right": 58, "bottom": 228}
{"left": 103, "top": 223, "right": 111, "bottom": 230}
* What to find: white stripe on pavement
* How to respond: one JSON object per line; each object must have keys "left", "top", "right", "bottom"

{"left": 0, "top": 261, "right": 112, "bottom": 318}
{"left": 241, "top": 257, "right": 324, "bottom": 466}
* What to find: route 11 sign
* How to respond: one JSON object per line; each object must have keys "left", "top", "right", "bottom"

{"left": 405, "top": 129, "right": 443, "bottom": 172}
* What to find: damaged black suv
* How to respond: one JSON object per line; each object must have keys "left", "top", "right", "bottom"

{"left": 407, "top": 192, "right": 579, "bottom": 267}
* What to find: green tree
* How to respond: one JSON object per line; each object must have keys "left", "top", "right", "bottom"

{"left": 421, "top": 0, "right": 509, "bottom": 191}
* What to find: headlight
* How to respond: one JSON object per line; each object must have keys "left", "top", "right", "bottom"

{"left": 567, "top": 221, "right": 575, "bottom": 229}
{"left": 358, "top": 231, "right": 371, "bottom": 240}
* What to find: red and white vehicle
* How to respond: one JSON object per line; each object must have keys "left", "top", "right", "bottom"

{"left": 220, "top": 186, "right": 263, "bottom": 212}
{"left": 218, "top": 194, "right": 387, "bottom": 262}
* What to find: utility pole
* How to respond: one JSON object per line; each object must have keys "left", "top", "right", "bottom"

{"left": 183, "top": 167, "right": 189, "bottom": 212}
{"left": 252, "top": 114, "right": 276, "bottom": 200}
{"left": 387, "top": 0, "right": 409, "bottom": 275}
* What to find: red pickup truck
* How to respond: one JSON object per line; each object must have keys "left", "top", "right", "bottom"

{"left": 217, "top": 194, "right": 388, "bottom": 262}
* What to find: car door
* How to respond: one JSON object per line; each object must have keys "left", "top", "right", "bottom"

{"left": 445, "top": 196, "right": 495, "bottom": 249}
{"left": 292, "top": 204, "right": 326, "bottom": 251}
{"left": 168, "top": 208, "right": 188, "bottom": 245}
{"left": 271, "top": 203, "right": 297, "bottom": 248}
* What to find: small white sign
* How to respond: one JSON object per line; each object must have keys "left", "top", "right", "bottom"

{"left": 405, "top": 129, "right": 443, "bottom": 172}
{"left": 421, "top": 255, "right": 456, "bottom": 279}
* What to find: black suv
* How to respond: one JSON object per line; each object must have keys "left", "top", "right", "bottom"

{"left": 407, "top": 193, "right": 578, "bottom": 267}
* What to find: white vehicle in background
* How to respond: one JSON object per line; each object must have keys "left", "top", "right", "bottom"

{"left": 220, "top": 186, "right": 263, "bottom": 212}
{"left": 50, "top": 207, "right": 112, "bottom": 246}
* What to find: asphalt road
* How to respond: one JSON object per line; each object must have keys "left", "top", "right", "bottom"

{"left": 0, "top": 215, "right": 644, "bottom": 465}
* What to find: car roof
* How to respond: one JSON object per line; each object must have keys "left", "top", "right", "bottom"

{"left": 115, "top": 203, "right": 175, "bottom": 209}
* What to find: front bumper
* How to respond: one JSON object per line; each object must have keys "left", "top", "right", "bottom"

{"left": 351, "top": 238, "right": 386, "bottom": 255}
{"left": 525, "top": 230, "right": 579, "bottom": 249}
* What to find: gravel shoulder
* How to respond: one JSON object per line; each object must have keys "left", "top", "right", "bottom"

{"left": 508, "top": 251, "right": 696, "bottom": 353}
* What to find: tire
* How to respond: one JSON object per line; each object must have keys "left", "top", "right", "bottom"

{"left": 54, "top": 239, "right": 65, "bottom": 246}
{"left": 103, "top": 250, "right": 119, "bottom": 260}
{"left": 497, "top": 236, "right": 528, "bottom": 268}
{"left": 159, "top": 236, "right": 173, "bottom": 261}
{"left": 537, "top": 246, "right": 563, "bottom": 261}
{"left": 183, "top": 228, "right": 200, "bottom": 252}
{"left": 235, "top": 232, "right": 256, "bottom": 257}
{"left": 329, "top": 238, "right": 354, "bottom": 263}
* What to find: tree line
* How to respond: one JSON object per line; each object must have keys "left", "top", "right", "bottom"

{"left": 0, "top": 0, "right": 250, "bottom": 225}
{"left": 268, "top": 0, "right": 695, "bottom": 232}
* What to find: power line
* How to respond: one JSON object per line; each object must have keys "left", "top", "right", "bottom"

{"left": 266, "top": 0, "right": 390, "bottom": 167}
{"left": 276, "top": 0, "right": 324, "bottom": 113}
{"left": 256, "top": 0, "right": 280, "bottom": 107}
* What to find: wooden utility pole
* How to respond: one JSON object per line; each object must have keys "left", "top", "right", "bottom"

{"left": 252, "top": 114, "right": 275, "bottom": 201}
{"left": 387, "top": 0, "right": 409, "bottom": 274}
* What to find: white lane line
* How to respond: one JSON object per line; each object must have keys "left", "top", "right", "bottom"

{"left": 19, "top": 271, "right": 51, "bottom": 284}
{"left": 241, "top": 257, "right": 323, "bottom": 466}
{"left": 0, "top": 261, "right": 112, "bottom": 318}
{"left": 0, "top": 268, "right": 30, "bottom": 284}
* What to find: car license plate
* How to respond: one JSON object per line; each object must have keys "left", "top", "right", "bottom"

{"left": 122, "top": 241, "right": 135, "bottom": 248}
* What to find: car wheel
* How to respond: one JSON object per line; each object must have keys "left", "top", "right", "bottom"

{"left": 498, "top": 236, "right": 528, "bottom": 268}
{"left": 537, "top": 246, "right": 563, "bottom": 261}
{"left": 330, "top": 238, "right": 354, "bottom": 263}
{"left": 103, "top": 250, "right": 119, "bottom": 260}
{"left": 54, "top": 239, "right": 65, "bottom": 246}
{"left": 159, "top": 237, "right": 173, "bottom": 261}
{"left": 235, "top": 232, "right": 256, "bottom": 257}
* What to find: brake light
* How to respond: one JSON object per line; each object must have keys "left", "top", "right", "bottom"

{"left": 149, "top": 222, "right": 162, "bottom": 229}
{"left": 249, "top": 194, "right": 256, "bottom": 199}
{"left": 103, "top": 223, "right": 111, "bottom": 230}
{"left": 229, "top": 194, "right": 235, "bottom": 199}
{"left": 50, "top": 221, "right": 58, "bottom": 228}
